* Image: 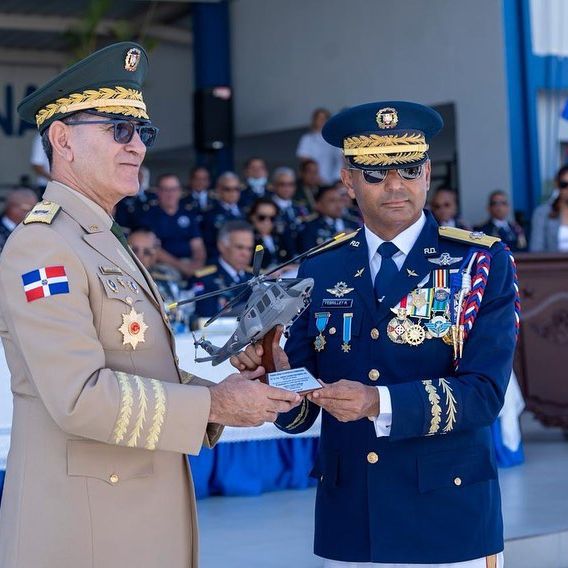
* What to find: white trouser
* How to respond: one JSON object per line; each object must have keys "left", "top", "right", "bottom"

{"left": 323, "top": 552, "right": 504, "bottom": 568}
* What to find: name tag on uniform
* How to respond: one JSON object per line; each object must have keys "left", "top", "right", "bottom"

{"left": 322, "top": 298, "right": 353, "bottom": 308}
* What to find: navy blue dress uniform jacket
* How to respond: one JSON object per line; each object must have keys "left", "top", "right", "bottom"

{"left": 192, "top": 262, "right": 252, "bottom": 318}
{"left": 298, "top": 214, "right": 360, "bottom": 252}
{"left": 476, "top": 219, "right": 528, "bottom": 252}
{"left": 201, "top": 201, "right": 243, "bottom": 262}
{"left": 275, "top": 211, "right": 517, "bottom": 564}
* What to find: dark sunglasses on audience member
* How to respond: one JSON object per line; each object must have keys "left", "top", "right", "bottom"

{"left": 559, "top": 181, "right": 568, "bottom": 189}
{"left": 65, "top": 118, "right": 159, "bottom": 147}
{"left": 353, "top": 165, "right": 424, "bottom": 184}
{"left": 490, "top": 200, "right": 508, "bottom": 206}
{"left": 256, "top": 214, "right": 276, "bottom": 221}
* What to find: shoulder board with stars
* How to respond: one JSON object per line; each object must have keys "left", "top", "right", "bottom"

{"left": 307, "top": 229, "right": 361, "bottom": 258}
{"left": 438, "top": 226, "right": 501, "bottom": 248}
{"left": 23, "top": 200, "right": 61, "bottom": 225}
{"left": 194, "top": 265, "right": 218, "bottom": 278}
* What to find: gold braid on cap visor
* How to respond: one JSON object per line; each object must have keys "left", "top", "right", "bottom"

{"left": 343, "top": 133, "right": 429, "bottom": 167}
{"left": 35, "top": 86, "right": 148, "bottom": 128}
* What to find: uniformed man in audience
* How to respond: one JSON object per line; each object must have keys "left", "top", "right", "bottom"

{"left": 201, "top": 171, "right": 244, "bottom": 261}
{"left": 299, "top": 184, "right": 360, "bottom": 251}
{"left": 475, "top": 190, "right": 527, "bottom": 252}
{"left": 193, "top": 220, "right": 255, "bottom": 318}
{"left": 0, "top": 42, "right": 299, "bottom": 568}
{"left": 295, "top": 157, "right": 322, "bottom": 210}
{"left": 127, "top": 227, "right": 185, "bottom": 304}
{"left": 114, "top": 164, "right": 155, "bottom": 230}
{"left": 234, "top": 101, "right": 518, "bottom": 568}
{"left": 270, "top": 166, "right": 308, "bottom": 255}
{"left": 238, "top": 157, "right": 270, "bottom": 210}
{"left": 430, "top": 185, "right": 471, "bottom": 230}
{"left": 184, "top": 165, "right": 213, "bottom": 216}
{"left": 0, "top": 187, "right": 38, "bottom": 253}
{"left": 141, "top": 172, "right": 206, "bottom": 278}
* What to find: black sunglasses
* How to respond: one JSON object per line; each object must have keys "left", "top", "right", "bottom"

{"left": 65, "top": 118, "right": 159, "bottom": 148}
{"left": 352, "top": 165, "right": 424, "bottom": 184}
{"left": 559, "top": 181, "right": 568, "bottom": 189}
{"left": 256, "top": 214, "right": 276, "bottom": 221}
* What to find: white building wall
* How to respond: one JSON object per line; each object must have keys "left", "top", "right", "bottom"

{"left": 231, "top": 0, "right": 512, "bottom": 224}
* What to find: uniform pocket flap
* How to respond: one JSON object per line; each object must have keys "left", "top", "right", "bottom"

{"left": 67, "top": 439, "right": 154, "bottom": 485}
{"left": 417, "top": 445, "right": 496, "bottom": 493}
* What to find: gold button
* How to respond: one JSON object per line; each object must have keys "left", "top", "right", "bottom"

{"left": 125, "top": 296, "right": 133, "bottom": 305}
{"left": 329, "top": 327, "right": 336, "bottom": 335}
{"left": 454, "top": 477, "right": 462, "bottom": 486}
{"left": 370, "top": 328, "right": 379, "bottom": 340}
{"left": 368, "top": 369, "right": 380, "bottom": 381}
{"left": 367, "top": 452, "right": 379, "bottom": 464}
{"left": 109, "top": 473, "right": 119, "bottom": 484}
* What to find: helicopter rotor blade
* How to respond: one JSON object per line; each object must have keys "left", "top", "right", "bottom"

{"left": 263, "top": 231, "right": 353, "bottom": 278}
{"left": 203, "top": 286, "right": 251, "bottom": 327}
{"left": 166, "top": 281, "right": 250, "bottom": 311}
{"left": 252, "top": 244, "right": 264, "bottom": 276}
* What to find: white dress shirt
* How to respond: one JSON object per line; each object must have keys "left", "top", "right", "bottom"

{"left": 364, "top": 213, "right": 426, "bottom": 437}
{"left": 325, "top": 212, "right": 504, "bottom": 568}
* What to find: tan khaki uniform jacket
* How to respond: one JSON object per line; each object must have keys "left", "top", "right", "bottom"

{"left": 0, "top": 182, "right": 222, "bottom": 568}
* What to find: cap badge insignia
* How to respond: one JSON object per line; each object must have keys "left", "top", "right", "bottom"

{"left": 124, "top": 48, "right": 141, "bottom": 72}
{"left": 428, "top": 252, "right": 463, "bottom": 266}
{"left": 376, "top": 107, "right": 399, "bottom": 129}
{"left": 326, "top": 281, "right": 354, "bottom": 298}
{"left": 119, "top": 307, "right": 148, "bottom": 349}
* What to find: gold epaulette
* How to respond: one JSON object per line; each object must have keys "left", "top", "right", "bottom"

{"left": 194, "top": 265, "right": 218, "bottom": 278}
{"left": 438, "top": 226, "right": 501, "bottom": 248}
{"left": 307, "top": 229, "right": 361, "bottom": 258}
{"left": 23, "top": 200, "right": 61, "bottom": 225}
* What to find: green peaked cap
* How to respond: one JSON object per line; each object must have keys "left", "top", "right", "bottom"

{"left": 18, "top": 42, "right": 150, "bottom": 133}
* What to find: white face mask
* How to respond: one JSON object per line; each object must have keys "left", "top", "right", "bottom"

{"left": 248, "top": 177, "right": 267, "bottom": 191}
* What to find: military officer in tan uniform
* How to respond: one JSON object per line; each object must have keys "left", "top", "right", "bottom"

{"left": 0, "top": 42, "right": 299, "bottom": 568}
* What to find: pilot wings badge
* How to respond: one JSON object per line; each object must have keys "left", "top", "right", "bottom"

{"left": 326, "top": 281, "right": 354, "bottom": 298}
{"left": 427, "top": 252, "right": 463, "bottom": 267}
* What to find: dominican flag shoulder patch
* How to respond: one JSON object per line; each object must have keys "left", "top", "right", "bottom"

{"left": 22, "top": 266, "right": 70, "bottom": 302}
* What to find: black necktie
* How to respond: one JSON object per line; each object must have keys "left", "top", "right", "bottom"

{"left": 374, "top": 242, "right": 399, "bottom": 302}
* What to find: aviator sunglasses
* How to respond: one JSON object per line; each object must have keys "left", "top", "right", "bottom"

{"left": 352, "top": 165, "right": 424, "bottom": 184}
{"left": 65, "top": 117, "right": 159, "bottom": 148}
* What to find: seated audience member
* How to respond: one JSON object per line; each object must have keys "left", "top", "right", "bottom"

{"left": 531, "top": 164, "right": 568, "bottom": 251}
{"left": 476, "top": 190, "right": 527, "bottom": 251}
{"left": 0, "top": 188, "right": 38, "bottom": 252}
{"left": 184, "top": 165, "right": 213, "bottom": 214}
{"left": 127, "top": 228, "right": 184, "bottom": 303}
{"left": 193, "top": 220, "right": 255, "bottom": 318}
{"left": 335, "top": 179, "right": 362, "bottom": 223}
{"left": 296, "top": 107, "right": 344, "bottom": 185}
{"left": 249, "top": 198, "right": 295, "bottom": 269}
{"left": 298, "top": 185, "right": 360, "bottom": 251}
{"left": 202, "top": 172, "right": 244, "bottom": 261}
{"left": 239, "top": 157, "right": 269, "bottom": 210}
{"left": 295, "top": 158, "right": 322, "bottom": 211}
{"left": 141, "top": 173, "right": 205, "bottom": 278}
{"left": 430, "top": 186, "right": 471, "bottom": 229}
{"left": 270, "top": 167, "right": 307, "bottom": 254}
{"left": 114, "top": 165, "right": 156, "bottom": 230}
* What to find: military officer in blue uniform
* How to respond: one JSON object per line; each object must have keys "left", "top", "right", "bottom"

{"left": 233, "top": 102, "right": 518, "bottom": 568}
{"left": 201, "top": 172, "right": 244, "bottom": 261}
{"left": 298, "top": 185, "right": 360, "bottom": 251}
{"left": 193, "top": 220, "right": 254, "bottom": 318}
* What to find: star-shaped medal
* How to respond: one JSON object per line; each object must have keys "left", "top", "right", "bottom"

{"left": 119, "top": 307, "right": 149, "bottom": 349}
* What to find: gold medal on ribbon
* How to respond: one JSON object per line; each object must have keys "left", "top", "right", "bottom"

{"left": 119, "top": 307, "right": 148, "bottom": 349}
{"left": 405, "top": 323, "right": 426, "bottom": 346}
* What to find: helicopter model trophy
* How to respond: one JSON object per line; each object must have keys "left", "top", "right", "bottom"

{"left": 167, "top": 233, "right": 351, "bottom": 393}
